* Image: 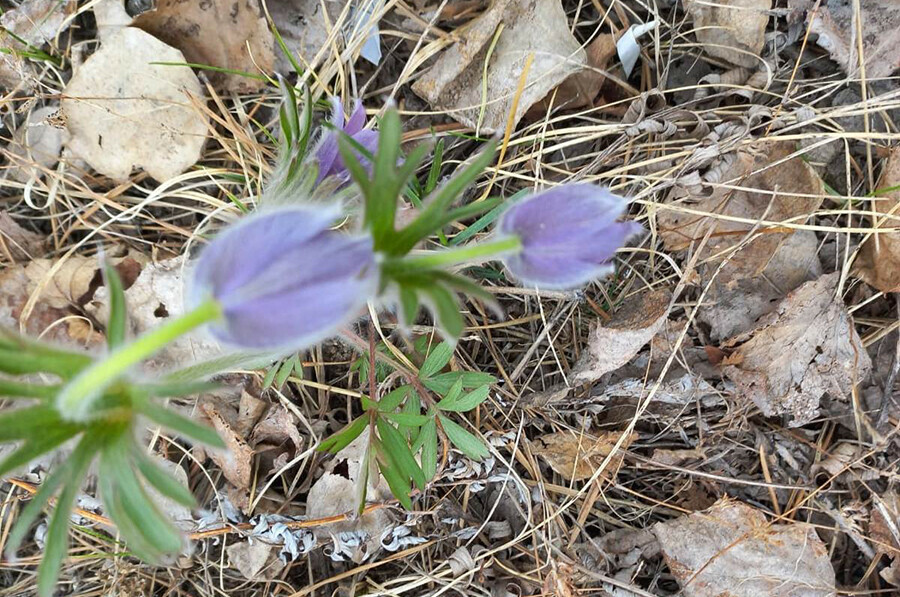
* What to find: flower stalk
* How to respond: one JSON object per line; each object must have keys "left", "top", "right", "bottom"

{"left": 56, "top": 298, "right": 222, "bottom": 421}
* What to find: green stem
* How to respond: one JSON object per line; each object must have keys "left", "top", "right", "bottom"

{"left": 56, "top": 299, "right": 223, "bottom": 421}
{"left": 385, "top": 236, "right": 522, "bottom": 275}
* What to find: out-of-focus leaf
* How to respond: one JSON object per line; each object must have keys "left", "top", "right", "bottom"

{"left": 136, "top": 400, "right": 225, "bottom": 448}
{"left": 102, "top": 259, "right": 127, "bottom": 349}
{"left": 133, "top": 446, "right": 196, "bottom": 508}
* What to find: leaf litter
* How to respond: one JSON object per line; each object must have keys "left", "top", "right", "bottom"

{"left": 4, "top": 0, "right": 900, "bottom": 594}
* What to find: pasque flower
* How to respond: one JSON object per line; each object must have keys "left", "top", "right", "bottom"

{"left": 190, "top": 207, "right": 379, "bottom": 350}
{"left": 497, "top": 184, "right": 642, "bottom": 289}
{"left": 314, "top": 98, "right": 378, "bottom": 185}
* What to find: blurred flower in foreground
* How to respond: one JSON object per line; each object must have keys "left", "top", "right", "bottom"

{"left": 190, "top": 207, "right": 378, "bottom": 350}
{"left": 498, "top": 184, "right": 642, "bottom": 290}
{"left": 314, "top": 98, "right": 378, "bottom": 185}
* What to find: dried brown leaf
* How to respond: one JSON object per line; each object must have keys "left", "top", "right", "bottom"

{"left": 61, "top": 27, "right": 209, "bottom": 183}
{"left": 0, "top": 211, "right": 45, "bottom": 262}
{"left": 853, "top": 148, "right": 900, "bottom": 293}
{"left": 411, "top": 0, "right": 588, "bottom": 133}
{"left": 571, "top": 288, "right": 672, "bottom": 384}
{"left": 250, "top": 404, "right": 303, "bottom": 452}
{"left": 658, "top": 141, "right": 825, "bottom": 273}
{"left": 534, "top": 430, "right": 635, "bottom": 482}
{"left": 226, "top": 540, "right": 285, "bottom": 580}
{"left": 134, "top": 0, "right": 274, "bottom": 92}
{"left": 201, "top": 400, "right": 255, "bottom": 491}
{"left": 683, "top": 0, "right": 771, "bottom": 68}
{"left": 653, "top": 497, "right": 835, "bottom": 597}
{"left": 794, "top": 0, "right": 900, "bottom": 79}
{"left": 722, "top": 272, "right": 872, "bottom": 427}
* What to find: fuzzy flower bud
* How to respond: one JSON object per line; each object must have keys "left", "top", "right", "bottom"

{"left": 190, "top": 207, "right": 378, "bottom": 350}
{"left": 497, "top": 184, "right": 642, "bottom": 289}
{"left": 314, "top": 98, "right": 378, "bottom": 185}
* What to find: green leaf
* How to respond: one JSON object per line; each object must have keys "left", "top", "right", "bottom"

{"left": 0, "top": 378, "right": 57, "bottom": 400}
{"left": 318, "top": 415, "right": 368, "bottom": 453}
{"left": 132, "top": 447, "right": 196, "bottom": 508}
{"left": 136, "top": 400, "right": 225, "bottom": 449}
{"left": 425, "top": 138, "right": 444, "bottom": 194}
{"left": 390, "top": 142, "right": 497, "bottom": 255}
{"left": 0, "top": 348, "right": 89, "bottom": 378}
{"left": 376, "top": 416, "right": 426, "bottom": 491}
{"left": 104, "top": 441, "right": 182, "bottom": 558}
{"left": 383, "top": 412, "right": 429, "bottom": 427}
{"left": 374, "top": 441, "right": 413, "bottom": 510}
{"left": 449, "top": 188, "right": 528, "bottom": 247}
{"left": 377, "top": 386, "right": 409, "bottom": 412}
{"left": 97, "top": 461, "right": 158, "bottom": 562}
{"left": 423, "top": 285, "right": 463, "bottom": 340}
{"left": 274, "top": 356, "right": 296, "bottom": 389}
{"left": 438, "top": 414, "right": 489, "bottom": 460}
{"left": 163, "top": 351, "right": 279, "bottom": 383}
{"left": 0, "top": 427, "right": 82, "bottom": 478}
{"left": 415, "top": 418, "right": 438, "bottom": 480}
{"left": 398, "top": 389, "right": 421, "bottom": 441}
{"left": 422, "top": 371, "right": 496, "bottom": 395}
{"left": 437, "top": 385, "right": 490, "bottom": 412}
{"left": 418, "top": 341, "right": 453, "bottom": 379}
{"left": 0, "top": 404, "right": 67, "bottom": 442}
{"left": 102, "top": 260, "right": 127, "bottom": 349}
{"left": 398, "top": 286, "right": 419, "bottom": 326}
{"left": 36, "top": 433, "right": 99, "bottom": 597}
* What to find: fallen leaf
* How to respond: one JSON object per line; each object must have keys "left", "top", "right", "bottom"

{"left": 792, "top": 0, "right": 900, "bottom": 79}
{"left": 147, "top": 457, "right": 195, "bottom": 531}
{"left": 853, "top": 148, "right": 900, "bottom": 293}
{"left": 570, "top": 288, "right": 672, "bottom": 384}
{"left": 0, "top": 211, "right": 45, "bottom": 262}
{"left": 306, "top": 429, "right": 392, "bottom": 541}
{"left": 250, "top": 404, "right": 303, "bottom": 452}
{"left": 87, "top": 256, "right": 221, "bottom": 370}
{"left": 650, "top": 448, "right": 707, "bottom": 467}
{"left": 0, "top": 0, "right": 74, "bottom": 46}
{"left": 411, "top": 0, "right": 588, "bottom": 133}
{"left": 534, "top": 430, "right": 635, "bottom": 482}
{"left": 811, "top": 441, "right": 857, "bottom": 478}
{"left": 0, "top": 250, "right": 143, "bottom": 347}
{"left": 61, "top": 27, "right": 208, "bottom": 183}
{"left": 93, "top": 0, "right": 135, "bottom": 39}
{"left": 201, "top": 399, "right": 255, "bottom": 491}
{"left": 722, "top": 272, "right": 872, "bottom": 427}
{"left": 236, "top": 390, "right": 267, "bottom": 437}
{"left": 268, "top": 0, "right": 342, "bottom": 73}
{"left": 683, "top": 0, "right": 771, "bottom": 68}
{"left": 870, "top": 492, "right": 900, "bottom": 555}
{"left": 134, "top": 0, "right": 274, "bottom": 92}
{"left": 530, "top": 33, "right": 618, "bottom": 114}
{"left": 226, "top": 540, "right": 285, "bottom": 580}
{"left": 653, "top": 497, "right": 835, "bottom": 597}
{"left": 5, "top": 106, "right": 70, "bottom": 183}
{"left": 658, "top": 141, "right": 825, "bottom": 276}
{"left": 701, "top": 229, "right": 823, "bottom": 341}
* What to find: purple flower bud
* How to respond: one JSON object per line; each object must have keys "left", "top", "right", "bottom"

{"left": 498, "top": 184, "right": 642, "bottom": 289}
{"left": 314, "top": 98, "right": 379, "bottom": 185}
{"left": 190, "top": 207, "right": 379, "bottom": 350}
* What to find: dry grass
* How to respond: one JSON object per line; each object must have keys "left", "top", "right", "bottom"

{"left": 1, "top": 0, "right": 900, "bottom": 595}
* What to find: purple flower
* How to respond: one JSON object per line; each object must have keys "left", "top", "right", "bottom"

{"left": 498, "top": 184, "right": 642, "bottom": 289}
{"left": 314, "top": 98, "right": 378, "bottom": 185}
{"left": 190, "top": 207, "right": 378, "bottom": 350}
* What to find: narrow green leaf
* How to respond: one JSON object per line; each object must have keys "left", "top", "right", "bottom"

{"left": 0, "top": 348, "right": 89, "bottom": 378}
{"left": 377, "top": 386, "right": 409, "bottom": 412}
{"left": 383, "top": 412, "right": 429, "bottom": 427}
{"left": 418, "top": 341, "right": 453, "bottom": 379}
{"left": 261, "top": 362, "right": 279, "bottom": 390}
{"left": 416, "top": 418, "right": 438, "bottom": 480}
{"left": 376, "top": 417, "right": 426, "bottom": 491}
{"left": 0, "top": 427, "right": 81, "bottom": 478}
{"left": 136, "top": 400, "right": 225, "bottom": 449}
{"left": 399, "top": 286, "right": 419, "bottom": 326}
{"left": 36, "top": 434, "right": 98, "bottom": 597}
{"left": 97, "top": 463, "right": 158, "bottom": 562}
{"left": 437, "top": 385, "right": 490, "bottom": 412}
{"left": 438, "top": 414, "right": 489, "bottom": 460}
{"left": 375, "top": 442, "right": 413, "bottom": 510}
{"left": 275, "top": 357, "right": 295, "bottom": 389}
{"left": 425, "top": 139, "right": 444, "bottom": 193}
{"left": 163, "top": 351, "right": 279, "bottom": 383}
{"left": 422, "top": 371, "right": 496, "bottom": 395}
{"left": 390, "top": 142, "right": 497, "bottom": 254}
{"left": 398, "top": 389, "right": 421, "bottom": 441}
{"left": 133, "top": 447, "right": 197, "bottom": 508}
{"left": 111, "top": 458, "right": 183, "bottom": 557}
{"left": 423, "top": 285, "right": 463, "bottom": 340}
{"left": 102, "top": 260, "right": 127, "bottom": 349}
{"left": 0, "top": 378, "right": 57, "bottom": 400}
{"left": 318, "top": 415, "right": 368, "bottom": 453}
